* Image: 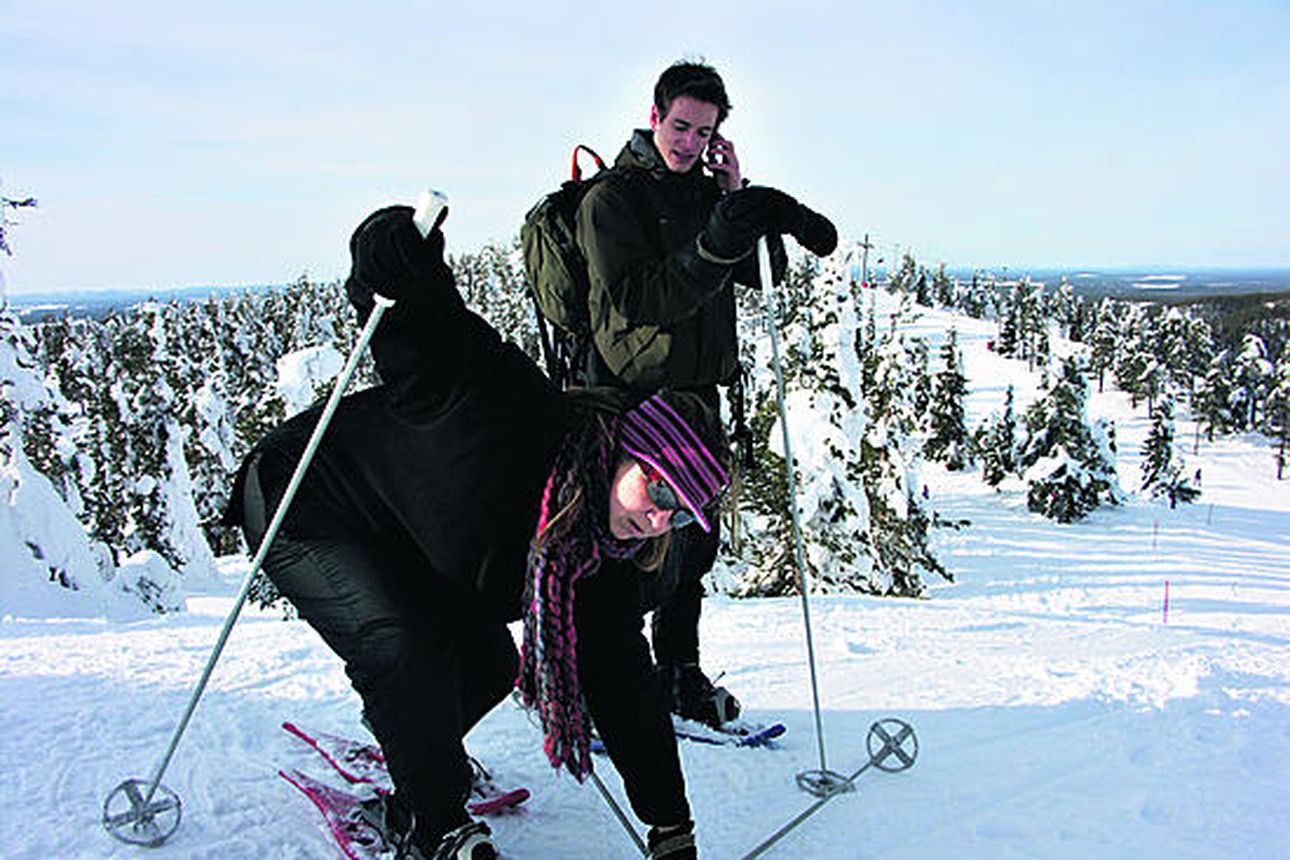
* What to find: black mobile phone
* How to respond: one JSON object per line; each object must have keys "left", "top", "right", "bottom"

{"left": 707, "top": 133, "right": 726, "bottom": 169}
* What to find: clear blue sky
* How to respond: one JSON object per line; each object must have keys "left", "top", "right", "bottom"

{"left": 2, "top": 0, "right": 1287, "bottom": 295}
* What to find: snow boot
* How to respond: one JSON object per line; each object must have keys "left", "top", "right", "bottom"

{"left": 429, "top": 821, "right": 497, "bottom": 860}
{"left": 357, "top": 793, "right": 496, "bottom": 860}
{"left": 647, "top": 820, "right": 697, "bottom": 859}
{"left": 659, "top": 662, "right": 741, "bottom": 728}
{"left": 357, "top": 792, "right": 427, "bottom": 859}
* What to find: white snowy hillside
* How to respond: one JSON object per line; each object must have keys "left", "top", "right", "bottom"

{"left": 2, "top": 281, "right": 1288, "bottom": 860}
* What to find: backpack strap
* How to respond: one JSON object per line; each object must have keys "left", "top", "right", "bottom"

{"left": 571, "top": 144, "right": 606, "bottom": 182}
{"left": 527, "top": 143, "right": 609, "bottom": 389}
{"left": 529, "top": 292, "right": 564, "bottom": 387}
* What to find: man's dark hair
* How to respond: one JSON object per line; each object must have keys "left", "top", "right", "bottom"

{"left": 654, "top": 61, "right": 731, "bottom": 126}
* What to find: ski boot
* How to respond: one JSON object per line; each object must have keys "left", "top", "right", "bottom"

{"left": 357, "top": 793, "right": 497, "bottom": 860}
{"left": 429, "top": 821, "right": 497, "bottom": 860}
{"left": 659, "top": 662, "right": 741, "bottom": 728}
{"left": 356, "top": 792, "right": 423, "bottom": 859}
{"left": 647, "top": 820, "right": 697, "bottom": 859}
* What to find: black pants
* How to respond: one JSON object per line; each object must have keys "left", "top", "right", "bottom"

{"left": 242, "top": 459, "right": 517, "bottom": 839}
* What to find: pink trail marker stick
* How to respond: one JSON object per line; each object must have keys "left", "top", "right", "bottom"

{"left": 1163, "top": 580, "right": 1170, "bottom": 624}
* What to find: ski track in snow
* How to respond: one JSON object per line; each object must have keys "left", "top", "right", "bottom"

{"left": 4, "top": 292, "right": 1289, "bottom": 859}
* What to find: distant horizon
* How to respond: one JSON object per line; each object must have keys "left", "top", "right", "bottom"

{"left": 4, "top": 241, "right": 1289, "bottom": 299}
{"left": 6, "top": 261, "right": 1290, "bottom": 305}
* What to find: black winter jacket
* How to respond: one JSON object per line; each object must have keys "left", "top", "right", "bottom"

{"left": 577, "top": 129, "right": 742, "bottom": 390}
{"left": 225, "top": 256, "right": 690, "bottom": 826}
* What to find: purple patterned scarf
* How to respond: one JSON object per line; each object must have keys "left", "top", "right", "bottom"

{"left": 516, "top": 420, "right": 640, "bottom": 781}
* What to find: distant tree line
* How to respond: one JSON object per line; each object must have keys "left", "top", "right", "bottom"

{"left": 7, "top": 233, "right": 1285, "bottom": 615}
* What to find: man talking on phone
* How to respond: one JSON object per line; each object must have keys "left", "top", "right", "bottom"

{"left": 575, "top": 60, "right": 837, "bottom": 732}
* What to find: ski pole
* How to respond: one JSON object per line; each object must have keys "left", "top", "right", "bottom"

{"left": 756, "top": 236, "right": 844, "bottom": 795}
{"left": 103, "top": 191, "right": 447, "bottom": 848}
{"left": 588, "top": 770, "right": 649, "bottom": 856}
{"left": 738, "top": 719, "right": 918, "bottom": 860}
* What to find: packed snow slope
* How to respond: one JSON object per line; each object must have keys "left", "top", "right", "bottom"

{"left": 3, "top": 293, "right": 1288, "bottom": 859}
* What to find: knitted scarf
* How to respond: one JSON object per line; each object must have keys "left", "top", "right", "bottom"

{"left": 516, "top": 415, "right": 641, "bottom": 781}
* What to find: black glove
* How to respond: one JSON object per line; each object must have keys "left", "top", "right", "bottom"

{"left": 699, "top": 187, "right": 798, "bottom": 263}
{"left": 789, "top": 202, "right": 838, "bottom": 257}
{"left": 647, "top": 820, "right": 697, "bottom": 859}
{"left": 700, "top": 187, "right": 838, "bottom": 263}
{"left": 673, "top": 239, "right": 734, "bottom": 297}
{"left": 343, "top": 205, "right": 455, "bottom": 308}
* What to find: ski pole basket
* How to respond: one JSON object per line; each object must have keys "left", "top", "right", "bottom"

{"left": 102, "top": 779, "right": 182, "bottom": 847}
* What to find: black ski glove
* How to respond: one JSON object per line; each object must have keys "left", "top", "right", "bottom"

{"left": 789, "top": 202, "right": 839, "bottom": 257}
{"left": 699, "top": 187, "right": 796, "bottom": 263}
{"left": 344, "top": 205, "right": 454, "bottom": 311}
{"left": 647, "top": 820, "right": 697, "bottom": 859}
{"left": 699, "top": 187, "right": 838, "bottom": 264}
{"left": 673, "top": 239, "right": 734, "bottom": 297}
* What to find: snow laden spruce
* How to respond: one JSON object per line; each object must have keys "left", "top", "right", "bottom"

{"left": 0, "top": 306, "right": 183, "bottom": 617}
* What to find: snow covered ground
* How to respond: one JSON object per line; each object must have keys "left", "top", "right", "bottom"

{"left": 3, "top": 294, "right": 1288, "bottom": 859}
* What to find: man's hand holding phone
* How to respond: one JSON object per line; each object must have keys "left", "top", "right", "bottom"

{"left": 706, "top": 133, "right": 742, "bottom": 192}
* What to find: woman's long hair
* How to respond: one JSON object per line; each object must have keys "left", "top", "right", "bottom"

{"left": 517, "top": 388, "right": 708, "bottom": 779}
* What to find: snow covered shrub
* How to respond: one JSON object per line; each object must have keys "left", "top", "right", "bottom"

{"left": 0, "top": 307, "right": 170, "bottom": 618}
{"left": 1140, "top": 399, "right": 1201, "bottom": 507}
{"left": 976, "top": 385, "right": 1019, "bottom": 488}
{"left": 924, "top": 328, "right": 970, "bottom": 470}
{"left": 1019, "top": 357, "right": 1121, "bottom": 522}
{"left": 1024, "top": 454, "right": 1111, "bottom": 523}
{"left": 113, "top": 549, "right": 184, "bottom": 615}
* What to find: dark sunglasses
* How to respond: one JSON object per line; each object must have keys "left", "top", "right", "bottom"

{"left": 641, "top": 464, "right": 697, "bottom": 529}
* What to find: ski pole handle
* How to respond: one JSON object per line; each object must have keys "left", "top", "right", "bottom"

{"left": 413, "top": 189, "right": 449, "bottom": 238}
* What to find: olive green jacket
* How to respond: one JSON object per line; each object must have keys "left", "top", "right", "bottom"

{"left": 575, "top": 130, "right": 741, "bottom": 390}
